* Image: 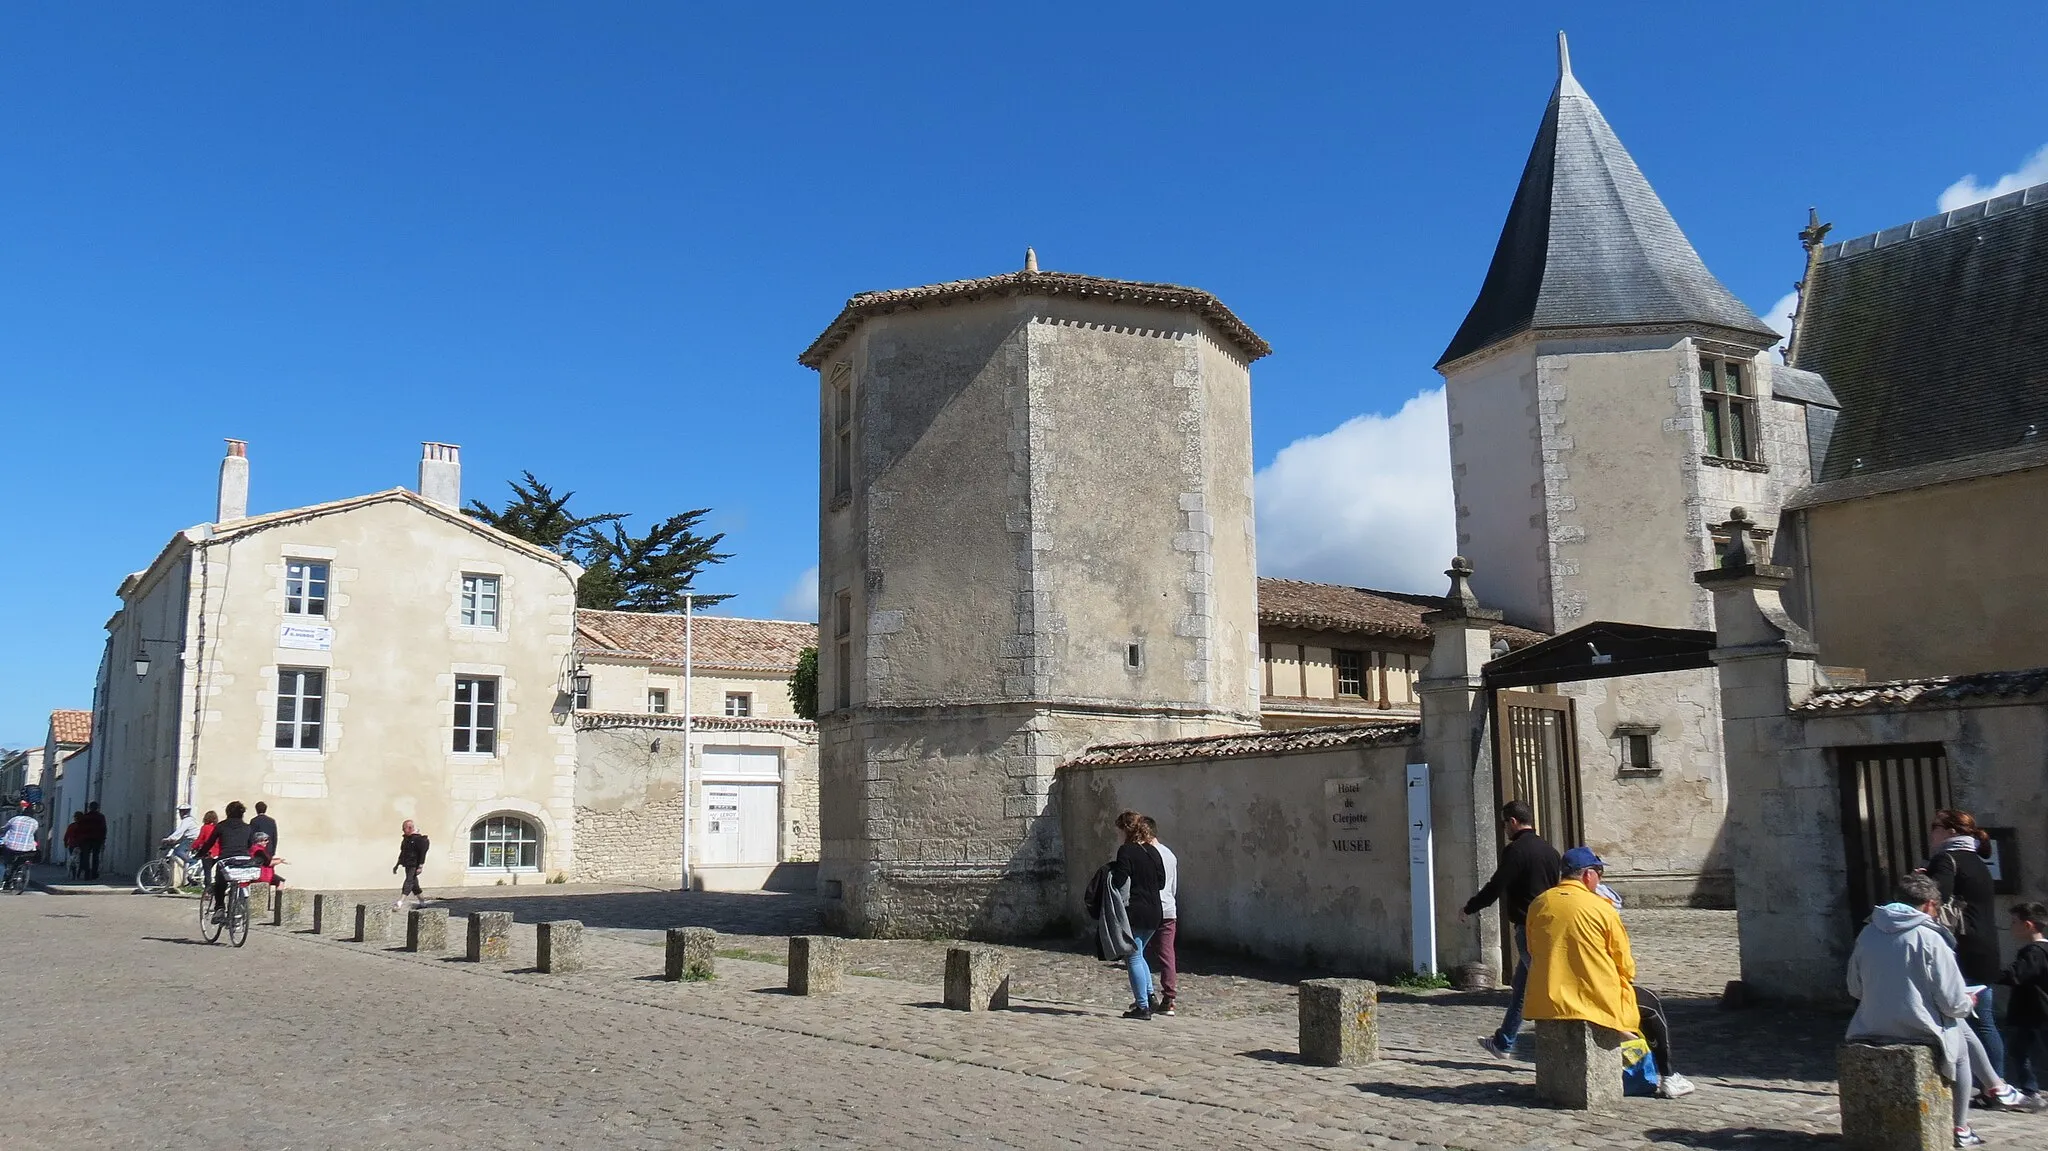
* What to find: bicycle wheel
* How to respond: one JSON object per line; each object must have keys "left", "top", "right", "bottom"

{"left": 199, "top": 886, "right": 223, "bottom": 943}
{"left": 136, "top": 857, "right": 174, "bottom": 894}
{"left": 228, "top": 887, "right": 250, "bottom": 947}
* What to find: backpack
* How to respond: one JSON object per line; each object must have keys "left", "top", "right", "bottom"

{"left": 1934, "top": 851, "right": 1973, "bottom": 939}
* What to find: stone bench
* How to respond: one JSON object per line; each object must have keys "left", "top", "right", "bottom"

{"left": 1534, "top": 1019, "right": 1623, "bottom": 1110}
{"left": 354, "top": 902, "right": 391, "bottom": 944}
{"left": 1298, "top": 978, "right": 1379, "bottom": 1067}
{"left": 943, "top": 946, "right": 1011, "bottom": 1012}
{"left": 665, "top": 927, "right": 716, "bottom": 981}
{"left": 244, "top": 883, "right": 273, "bottom": 921}
{"left": 466, "top": 911, "right": 513, "bottom": 962}
{"left": 311, "top": 892, "right": 349, "bottom": 936}
{"left": 537, "top": 920, "right": 584, "bottom": 974}
{"left": 788, "top": 936, "right": 843, "bottom": 995}
{"left": 406, "top": 908, "right": 450, "bottom": 954}
{"left": 275, "top": 888, "right": 311, "bottom": 929}
{"left": 1839, "top": 1042, "right": 1951, "bottom": 1151}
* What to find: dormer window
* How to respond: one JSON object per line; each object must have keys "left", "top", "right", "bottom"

{"left": 1700, "top": 357, "right": 1760, "bottom": 464}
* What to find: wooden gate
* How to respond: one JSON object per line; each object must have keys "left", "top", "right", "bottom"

{"left": 1838, "top": 743, "right": 1950, "bottom": 922}
{"left": 1491, "top": 690, "right": 1583, "bottom": 849}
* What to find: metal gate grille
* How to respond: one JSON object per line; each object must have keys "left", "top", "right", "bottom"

{"left": 1493, "top": 691, "right": 1583, "bottom": 849}
{"left": 1838, "top": 743, "right": 1950, "bottom": 920}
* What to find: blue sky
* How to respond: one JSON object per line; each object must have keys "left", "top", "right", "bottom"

{"left": 3, "top": 2, "right": 2044, "bottom": 747}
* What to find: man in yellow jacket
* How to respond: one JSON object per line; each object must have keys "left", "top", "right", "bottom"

{"left": 1524, "top": 846, "right": 1639, "bottom": 1038}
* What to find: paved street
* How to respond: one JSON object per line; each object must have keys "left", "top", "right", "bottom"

{"left": 6, "top": 887, "right": 2041, "bottom": 1149}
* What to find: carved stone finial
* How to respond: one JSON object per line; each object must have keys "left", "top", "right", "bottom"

{"left": 1445, "top": 555, "right": 1480, "bottom": 611}
{"left": 1556, "top": 31, "right": 1571, "bottom": 79}
{"left": 1024, "top": 247, "right": 1038, "bottom": 273}
{"left": 1800, "top": 208, "right": 1832, "bottom": 254}
{"left": 1717, "top": 508, "right": 1761, "bottom": 569}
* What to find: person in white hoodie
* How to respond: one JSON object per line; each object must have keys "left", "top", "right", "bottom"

{"left": 1847, "top": 873, "right": 2032, "bottom": 1146}
{"left": 1141, "top": 816, "right": 1178, "bottom": 1016}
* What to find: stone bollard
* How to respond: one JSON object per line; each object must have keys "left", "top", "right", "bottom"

{"left": 311, "top": 892, "right": 350, "bottom": 936}
{"left": 537, "top": 920, "right": 585, "bottom": 974}
{"left": 245, "top": 883, "right": 273, "bottom": 921}
{"left": 276, "top": 887, "right": 310, "bottom": 928}
{"left": 788, "top": 936, "right": 844, "bottom": 995}
{"left": 406, "top": 908, "right": 450, "bottom": 954}
{"left": 943, "top": 946, "right": 1011, "bottom": 1011}
{"left": 665, "top": 927, "right": 717, "bottom": 980}
{"left": 1297, "top": 978, "right": 1380, "bottom": 1066}
{"left": 466, "top": 911, "right": 513, "bottom": 962}
{"left": 354, "top": 902, "right": 391, "bottom": 944}
{"left": 1534, "top": 1019, "right": 1624, "bottom": 1111}
{"left": 1839, "top": 1042, "right": 1951, "bottom": 1151}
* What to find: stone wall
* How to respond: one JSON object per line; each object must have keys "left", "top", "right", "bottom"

{"left": 1057, "top": 728, "right": 1421, "bottom": 974}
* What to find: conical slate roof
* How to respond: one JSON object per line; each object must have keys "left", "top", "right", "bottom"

{"left": 1436, "top": 36, "right": 1777, "bottom": 369}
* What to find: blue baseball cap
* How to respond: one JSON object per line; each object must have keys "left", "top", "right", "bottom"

{"left": 1561, "top": 846, "right": 1606, "bottom": 873}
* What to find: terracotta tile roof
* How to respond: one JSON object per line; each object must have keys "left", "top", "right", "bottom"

{"left": 799, "top": 268, "right": 1270, "bottom": 368}
{"left": 48, "top": 709, "right": 92, "bottom": 746}
{"left": 575, "top": 610, "right": 817, "bottom": 673}
{"left": 1258, "top": 578, "right": 1546, "bottom": 646}
{"left": 1065, "top": 721, "right": 1420, "bottom": 769}
{"left": 1795, "top": 667, "right": 2048, "bottom": 713}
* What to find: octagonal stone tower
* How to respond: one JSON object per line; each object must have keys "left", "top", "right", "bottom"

{"left": 799, "top": 255, "right": 1269, "bottom": 937}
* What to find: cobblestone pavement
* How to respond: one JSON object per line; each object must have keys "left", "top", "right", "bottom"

{"left": 15, "top": 888, "right": 2042, "bottom": 1148}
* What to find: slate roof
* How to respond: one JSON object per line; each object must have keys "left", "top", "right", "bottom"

{"left": 1795, "top": 667, "right": 2048, "bottom": 713}
{"left": 575, "top": 610, "right": 817, "bottom": 673}
{"left": 1437, "top": 38, "right": 1777, "bottom": 368}
{"left": 1065, "top": 721, "right": 1420, "bottom": 768}
{"left": 48, "top": 710, "right": 92, "bottom": 746}
{"left": 1258, "top": 578, "right": 1546, "bottom": 647}
{"left": 799, "top": 269, "right": 1270, "bottom": 368}
{"left": 1790, "top": 182, "right": 2048, "bottom": 483}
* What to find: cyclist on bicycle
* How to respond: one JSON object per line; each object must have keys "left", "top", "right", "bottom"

{"left": 1, "top": 801, "right": 41, "bottom": 879}
{"left": 205, "top": 801, "right": 256, "bottom": 920}
{"left": 162, "top": 804, "right": 197, "bottom": 869}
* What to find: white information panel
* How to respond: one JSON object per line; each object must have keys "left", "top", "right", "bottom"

{"left": 1406, "top": 762, "right": 1435, "bottom": 976}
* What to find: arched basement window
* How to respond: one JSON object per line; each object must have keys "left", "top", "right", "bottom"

{"left": 469, "top": 814, "right": 541, "bottom": 871}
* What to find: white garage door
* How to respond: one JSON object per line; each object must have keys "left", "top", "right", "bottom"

{"left": 701, "top": 783, "right": 779, "bottom": 867}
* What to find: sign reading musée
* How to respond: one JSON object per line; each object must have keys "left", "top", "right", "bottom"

{"left": 1324, "top": 778, "right": 1370, "bottom": 853}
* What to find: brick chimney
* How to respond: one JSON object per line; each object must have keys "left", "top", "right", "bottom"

{"left": 419, "top": 442, "right": 461, "bottom": 508}
{"left": 216, "top": 439, "right": 249, "bottom": 523}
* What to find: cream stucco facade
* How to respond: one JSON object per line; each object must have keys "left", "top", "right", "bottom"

{"left": 92, "top": 443, "right": 584, "bottom": 889}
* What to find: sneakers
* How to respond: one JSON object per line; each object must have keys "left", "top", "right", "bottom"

{"left": 1479, "top": 1034, "right": 1511, "bottom": 1060}
{"left": 1954, "top": 1127, "right": 1985, "bottom": 1147}
{"left": 1121, "top": 1006, "right": 1153, "bottom": 1020}
{"left": 1159, "top": 1001, "right": 1177, "bottom": 1017}
{"left": 1989, "top": 1084, "right": 2029, "bottom": 1110}
{"left": 1656, "top": 1072, "right": 1696, "bottom": 1099}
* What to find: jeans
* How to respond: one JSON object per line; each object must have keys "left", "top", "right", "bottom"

{"left": 1128, "top": 929, "right": 1156, "bottom": 1010}
{"left": 79, "top": 842, "right": 102, "bottom": 879}
{"left": 2006, "top": 1022, "right": 2046, "bottom": 1095}
{"left": 1495, "top": 924, "right": 1530, "bottom": 1045}
{"left": 401, "top": 866, "right": 423, "bottom": 898}
{"left": 1971, "top": 987, "right": 2007, "bottom": 1076}
{"left": 1145, "top": 919, "right": 1178, "bottom": 1004}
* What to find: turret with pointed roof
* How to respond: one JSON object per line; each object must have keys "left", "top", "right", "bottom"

{"left": 1437, "top": 34, "right": 1777, "bottom": 369}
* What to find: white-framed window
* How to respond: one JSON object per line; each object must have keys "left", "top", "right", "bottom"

{"left": 1334, "top": 650, "right": 1366, "bottom": 697}
{"left": 460, "top": 574, "right": 500, "bottom": 628}
{"left": 285, "top": 559, "right": 329, "bottom": 617}
{"left": 453, "top": 677, "right": 498, "bottom": 754}
{"left": 724, "top": 692, "right": 752, "bottom": 718}
{"left": 648, "top": 688, "right": 669, "bottom": 714}
{"left": 274, "top": 668, "right": 325, "bottom": 750}
{"left": 468, "top": 814, "right": 540, "bottom": 870}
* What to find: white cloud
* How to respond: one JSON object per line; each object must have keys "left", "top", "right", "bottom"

{"left": 1758, "top": 290, "right": 1799, "bottom": 361}
{"left": 775, "top": 565, "right": 818, "bottom": 621}
{"left": 1937, "top": 143, "right": 2048, "bottom": 213}
{"left": 1254, "top": 388, "right": 1456, "bottom": 594}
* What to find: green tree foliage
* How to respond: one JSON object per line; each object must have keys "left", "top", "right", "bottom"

{"left": 788, "top": 646, "right": 819, "bottom": 720}
{"left": 468, "top": 474, "right": 732, "bottom": 612}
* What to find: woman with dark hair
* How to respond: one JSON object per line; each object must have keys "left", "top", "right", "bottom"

{"left": 1926, "top": 809, "right": 2008, "bottom": 1088}
{"left": 1109, "top": 810, "right": 1166, "bottom": 1021}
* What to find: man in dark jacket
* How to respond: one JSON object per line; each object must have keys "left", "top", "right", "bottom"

{"left": 206, "top": 801, "right": 257, "bottom": 917}
{"left": 394, "top": 820, "right": 430, "bottom": 907}
{"left": 1461, "top": 800, "right": 1563, "bottom": 1059}
{"left": 249, "top": 801, "right": 279, "bottom": 856}
{"left": 78, "top": 801, "right": 107, "bottom": 879}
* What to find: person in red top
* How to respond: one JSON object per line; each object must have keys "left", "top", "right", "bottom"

{"left": 63, "top": 814, "right": 84, "bottom": 878}
{"left": 188, "top": 811, "right": 221, "bottom": 887}
{"left": 250, "top": 832, "right": 285, "bottom": 887}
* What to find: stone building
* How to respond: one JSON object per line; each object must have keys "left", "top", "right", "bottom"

{"left": 89, "top": 440, "right": 585, "bottom": 888}
{"left": 1430, "top": 35, "right": 1841, "bottom": 905}
{"left": 800, "top": 258, "right": 1270, "bottom": 937}
{"left": 571, "top": 610, "right": 819, "bottom": 890}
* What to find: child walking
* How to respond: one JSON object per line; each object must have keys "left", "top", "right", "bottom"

{"left": 2000, "top": 901, "right": 2048, "bottom": 1105}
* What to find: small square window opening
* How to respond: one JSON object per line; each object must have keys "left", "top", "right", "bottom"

{"left": 285, "top": 559, "right": 329, "bottom": 617}
{"left": 724, "top": 692, "right": 752, "bottom": 718}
